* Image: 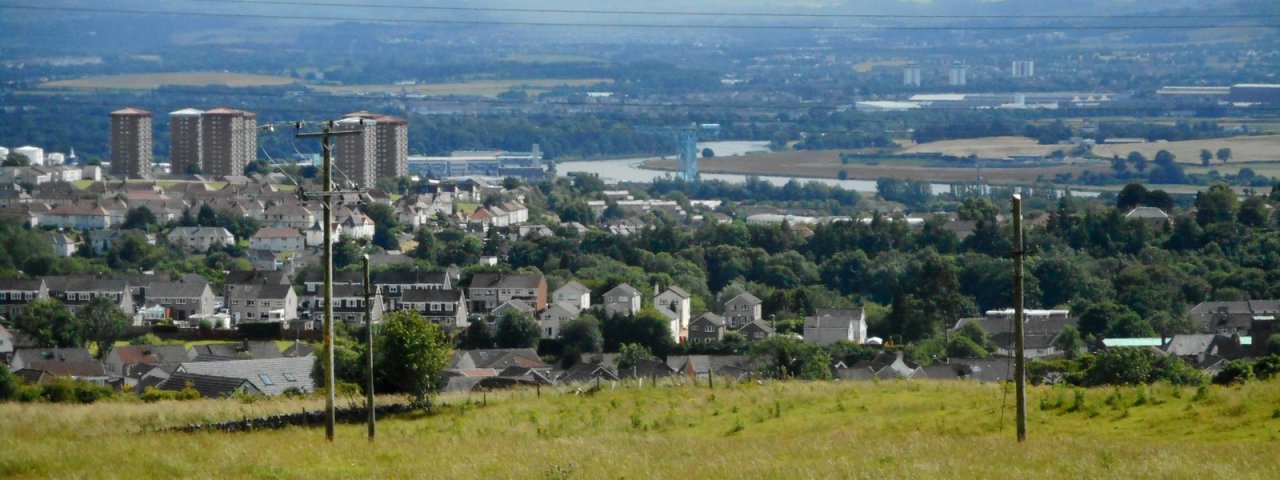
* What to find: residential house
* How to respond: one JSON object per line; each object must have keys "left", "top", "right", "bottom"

{"left": 467, "top": 273, "right": 547, "bottom": 312}
{"left": 552, "top": 281, "right": 591, "bottom": 310}
{"left": 42, "top": 231, "right": 79, "bottom": 257}
{"left": 335, "top": 207, "right": 375, "bottom": 241}
{"left": 166, "top": 226, "right": 235, "bottom": 251}
{"left": 8, "top": 347, "right": 106, "bottom": 381}
{"left": 145, "top": 278, "right": 216, "bottom": 321}
{"left": 311, "top": 285, "right": 383, "bottom": 326}
{"left": 189, "top": 341, "right": 283, "bottom": 361}
{"left": 42, "top": 202, "right": 111, "bottom": 230}
{"left": 103, "top": 344, "right": 192, "bottom": 379}
{"left": 803, "top": 308, "right": 868, "bottom": 346}
{"left": 155, "top": 372, "right": 264, "bottom": 398}
{"left": 223, "top": 269, "right": 290, "bottom": 300}
{"left": 374, "top": 270, "right": 451, "bottom": 308}
{"left": 176, "top": 356, "right": 315, "bottom": 396}
{"left": 688, "top": 313, "right": 726, "bottom": 344}
{"left": 555, "top": 362, "right": 621, "bottom": 384}
{"left": 665, "top": 355, "right": 752, "bottom": 380}
{"left": 227, "top": 283, "right": 298, "bottom": 325}
{"left": 953, "top": 309, "right": 1077, "bottom": 359}
{"left": 723, "top": 292, "right": 763, "bottom": 329}
{"left": 1190, "top": 300, "right": 1280, "bottom": 336}
{"left": 492, "top": 299, "right": 535, "bottom": 319}
{"left": 249, "top": 227, "right": 305, "bottom": 253}
{"left": 601, "top": 283, "right": 642, "bottom": 317}
{"left": 0, "top": 278, "right": 49, "bottom": 319}
{"left": 738, "top": 318, "right": 775, "bottom": 341}
{"left": 0, "top": 324, "right": 14, "bottom": 363}
{"left": 43, "top": 276, "right": 135, "bottom": 315}
{"left": 539, "top": 302, "right": 581, "bottom": 338}
{"left": 262, "top": 204, "right": 316, "bottom": 230}
{"left": 655, "top": 286, "right": 692, "bottom": 341}
{"left": 1125, "top": 206, "right": 1172, "bottom": 229}
{"left": 87, "top": 229, "right": 155, "bottom": 255}
{"left": 400, "top": 289, "right": 469, "bottom": 330}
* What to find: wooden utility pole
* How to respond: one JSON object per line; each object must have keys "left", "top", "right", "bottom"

{"left": 297, "top": 121, "right": 365, "bottom": 442}
{"left": 1011, "top": 193, "right": 1027, "bottom": 442}
{"left": 363, "top": 254, "right": 375, "bottom": 441}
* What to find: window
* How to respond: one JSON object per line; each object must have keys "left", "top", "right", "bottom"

{"left": 258, "top": 374, "right": 275, "bottom": 386}
{"left": 431, "top": 303, "right": 440, "bottom": 311}
{"left": 177, "top": 298, "right": 186, "bottom": 304}
{"left": 0, "top": 293, "right": 7, "bottom": 300}
{"left": 283, "top": 373, "right": 297, "bottom": 382}
{"left": 706, "top": 326, "right": 714, "bottom": 332}
{"left": 246, "top": 300, "right": 255, "bottom": 306}
{"left": 755, "top": 332, "right": 764, "bottom": 339}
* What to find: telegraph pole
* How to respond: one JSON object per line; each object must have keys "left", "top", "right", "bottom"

{"left": 363, "top": 254, "right": 375, "bottom": 441}
{"left": 296, "top": 121, "right": 365, "bottom": 442}
{"left": 1011, "top": 193, "right": 1027, "bottom": 442}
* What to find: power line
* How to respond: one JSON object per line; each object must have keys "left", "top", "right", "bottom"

{"left": 3, "top": 4, "right": 1276, "bottom": 30}
{"left": 179, "top": 0, "right": 1280, "bottom": 20}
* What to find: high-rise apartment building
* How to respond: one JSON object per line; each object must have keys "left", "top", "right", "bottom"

{"left": 169, "top": 108, "right": 203, "bottom": 175}
{"left": 201, "top": 108, "right": 257, "bottom": 177}
{"left": 903, "top": 62, "right": 922, "bottom": 87}
{"left": 949, "top": 61, "right": 968, "bottom": 87}
{"left": 344, "top": 111, "right": 408, "bottom": 181}
{"left": 1012, "top": 60, "right": 1035, "bottom": 78}
{"left": 333, "top": 116, "right": 378, "bottom": 188}
{"left": 109, "top": 107, "right": 153, "bottom": 179}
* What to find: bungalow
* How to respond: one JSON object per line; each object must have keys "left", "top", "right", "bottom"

{"left": 1125, "top": 206, "right": 1172, "bottom": 229}
{"left": 723, "top": 292, "right": 763, "bottom": 329}
{"left": 401, "top": 289, "right": 469, "bottom": 330}
{"left": 688, "top": 313, "right": 726, "bottom": 344}
{"left": 0, "top": 278, "right": 49, "bottom": 319}
{"left": 166, "top": 226, "right": 235, "bottom": 251}
{"left": 103, "top": 344, "right": 193, "bottom": 378}
{"left": 1190, "top": 300, "right": 1280, "bottom": 336}
{"left": 8, "top": 347, "right": 106, "bottom": 381}
{"left": 249, "top": 227, "right": 305, "bottom": 253}
{"left": 803, "top": 308, "right": 868, "bottom": 346}
{"left": 953, "top": 309, "right": 1077, "bottom": 359}
{"left": 155, "top": 372, "right": 263, "bottom": 398}
{"left": 601, "top": 283, "right": 642, "bottom": 317}
{"left": 190, "top": 341, "right": 283, "bottom": 362}
{"left": 176, "top": 356, "right": 315, "bottom": 396}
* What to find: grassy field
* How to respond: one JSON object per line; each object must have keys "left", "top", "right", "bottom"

{"left": 2, "top": 379, "right": 1278, "bottom": 478}
{"left": 309, "top": 78, "right": 611, "bottom": 97}
{"left": 1091, "top": 135, "right": 1280, "bottom": 164}
{"left": 40, "top": 72, "right": 298, "bottom": 90}
{"left": 646, "top": 150, "right": 1098, "bottom": 184}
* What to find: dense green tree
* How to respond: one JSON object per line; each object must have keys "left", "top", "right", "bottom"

{"left": 560, "top": 314, "right": 603, "bottom": 357}
{"left": 494, "top": 310, "right": 540, "bottom": 349}
{"left": 122, "top": 207, "right": 158, "bottom": 231}
{"left": 11, "top": 299, "right": 81, "bottom": 348}
{"left": 1216, "top": 148, "right": 1231, "bottom": 163}
{"left": 1236, "top": 196, "right": 1268, "bottom": 227}
{"left": 79, "top": 296, "right": 129, "bottom": 359}
{"left": 1200, "top": 149, "right": 1213, "bottom": 167}
{"left": 600, "top": 307, "right": 673, "bottom": 356}
{"left": 1195, "top": 184, "right": 1238, "bottom": 226}
{"left": 1053, "top": 325, "right": 1085, "bottom": 359}
{"left": 459, "top": 320, "right": 496, "bottom": 350}
{"left": 377, "top": 310, "right": 452, "bottom": 406}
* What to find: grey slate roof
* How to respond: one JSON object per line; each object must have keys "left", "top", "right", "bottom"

{"left": 469, "top": 273, "right": 543, "bottom": 289}
{"left": 158, "top": 372, "right": 263, "bottom": 398}
{"left": 146, "top": 279, "right": 210, "bottom": 299}
{"left": 401, "top": 289, "right": 464, "bottom": 303}
{"left": 177, "top": 356, "right": 315, "bottom": 396}
{"left": 189, "top": 342, "right": 282, "bottom": 361}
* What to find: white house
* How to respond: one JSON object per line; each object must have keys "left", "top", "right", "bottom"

{"left": 167, "top": 226, "right": 236, "bottom": 251}
{"left": 250, "top": 228, "right": 305, "bottom": 253}
{"left": 601, "top": 283, "right": 642, "bottom": 317}
{"left": 552, "top": 281, "right": 591, "bottom": 310}
{"left": 655, "top": 286, "right": 692, "bottom": 341}
{"left": 539, "top": 302, "right": 581, "bottom": 338}
{"left": 803, "top": 308, "right": 867, "bottom": 346}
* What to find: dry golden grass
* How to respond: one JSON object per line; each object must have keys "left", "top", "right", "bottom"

{"left": 40, "top": 72, "right": 297, "bottom": 90}
{"left": 2, "top": 379, "right": 1278, "bottom": 479}
{"left": 1091, "top": 135, "right": 1280, "bottom": 164}
{"left": 902, "top": 136, "right": 1065, "bottom": 158}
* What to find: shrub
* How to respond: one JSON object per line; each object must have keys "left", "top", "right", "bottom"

{"left": 40, "top": 378, "right": 76, "bottom": 403}
{"left": 0, "top": 364, "right": 16, "bottom": 401}
{"left": 1213, "top": 360, "right": 1255, "bottom": 386}
{"left": 1081, "top": 349, "right": 1205, "bottom": 387}
{"left": 1252, "top": 354, "right": 1280, "bottom": 380}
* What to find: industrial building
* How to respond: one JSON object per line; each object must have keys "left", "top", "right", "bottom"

{"left": 407, "top": 145, "right": 543, "bottom": 180}
{"left": 109, "top": 108, "right": 153, "bottom": 179}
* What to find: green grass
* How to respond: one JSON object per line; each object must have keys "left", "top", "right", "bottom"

{"left": 2, "top": 379, "right": 1279, "bottom": 478}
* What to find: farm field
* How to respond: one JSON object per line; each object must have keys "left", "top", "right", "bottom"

{"left": 902, "top": 136, "right": 1065, "bottom": 159}
{"left": 646, "top": 149, "right": 1097, "bottom": 183}
{"left": 2, "top": 379, "right": 1277, "bottom": 479}
{"left": 40, "top": 72, "right": 298, "bottom": 90}
{"left": 309, "top": 78, "right": 611, "bottom": 96}
{"left": 1091, "top": 135, "right": 1280, "bottom": 164}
